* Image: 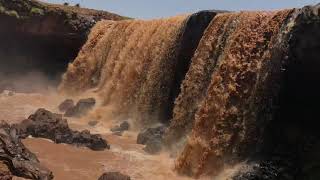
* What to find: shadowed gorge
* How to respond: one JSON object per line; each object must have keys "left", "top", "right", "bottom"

{"left": 60, "top": 11, "right": 218, "bottom": 125}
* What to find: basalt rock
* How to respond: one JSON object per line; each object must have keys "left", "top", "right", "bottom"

{"left": 137, "top": 126, "right": 166, "bottom": 154}
{"left": 15, "top": 108, "right": 109, "bottom": 151}
{"left": 98, "top": 172, "right": 131, "bottom": 180}
{"left": 58, "top": 99, "right": 74, "bottom": 112}
{"left": 64, "top": 98, "right": 96, "bottom": 117}
{"left": 110, "top": 121, "right": 130, "bottom": 132}
{"left": 0, "top": 121, "right": 53, "bottom": 180}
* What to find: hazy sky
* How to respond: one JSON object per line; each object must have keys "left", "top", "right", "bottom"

{"left": 43, "top": 0, "right": 319, "bottom": 19}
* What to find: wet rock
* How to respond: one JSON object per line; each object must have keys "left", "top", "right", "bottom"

{"left": 15, "top": 108, "right": 110, "bottom": 151}
{"left": 58, "top": 99, "right": 74, "bottom": 112}
{"left": 137, "top": 126, "right": 166, "bottom": 154}
{"left": 65, "top": 98, "right": 96, "bottom": 117}
{"left": 137, "top": 126, "right": 166, "bottom": 145}
{"left": 110, "top": 121, "right": 130, "bottom": 133}
{"left": 143, "top": 138, "right": 163, "bottom": 154}
{"left": 0, "top": 121, "right": 53, "bottom": 180}
{"left": 88, "top": 120, "right": 99, "bottom": 127}
{"left": 98, "top": 172, "right": 130, "bottom": 180}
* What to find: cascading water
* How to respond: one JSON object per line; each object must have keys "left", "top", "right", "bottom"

{"left": 173, "top": 10, "right": 294, "bottom": 177}
{"left": 60, "top": 12, "right": 217, "bottom": 126}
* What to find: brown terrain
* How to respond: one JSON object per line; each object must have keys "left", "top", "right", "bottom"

{"left": 1, "top": 0, "right": 320, "bottom": 180}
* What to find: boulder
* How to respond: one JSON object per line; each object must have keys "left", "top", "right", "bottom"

{"left": 15, "top": 108, "right": 109, "bottom": 151}
{"left": 88, "top": 120, "right": 99, "bottom": 127}
{"left": 0, "top": 121, "right": 53, "bottom": 180}
{"left": 137, "top": 126, "right": 165, "bottom": 145}
{"left": 58, "top": 99, "right": 74, "bottom": 112}
{"left": 143, "top": 138, "right": 163, "bottom": 155}
{"left": 137, "top": 126, "right": 166, "bottom": 154}
{"left": 98, "top": 172, "right": 130, "bottom": 180}
{"left": 65, "top": 98, "right": 96, "bottom": 117}
{"left": 110, "top": 121, "right": 130, "bottom": 133}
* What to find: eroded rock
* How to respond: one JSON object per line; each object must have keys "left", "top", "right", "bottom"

{"left": 65, "top": 98, "right": 96, "bottom": 117}
{"left": 0, "top": 121, "right": 53, "bottom": 180}
{"left": 15, "top": 108, "right": 109, "bottom": 151}
{"left": 58, "top": 99, "right": 74, "bottom": 112}
{"left": 137, "top": 126, "right": 166, "bottom": 154}
{"left": 98, "top": 172, "right": 131, "bottom": 180}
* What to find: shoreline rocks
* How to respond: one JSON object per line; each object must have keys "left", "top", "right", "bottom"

{"left": 15, "top": 108, "right": 109, "bottom": 151}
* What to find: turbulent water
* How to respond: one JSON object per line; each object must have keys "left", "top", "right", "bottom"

{"left": 173, "top": 10, "right": 294, "bottom": 177}
{"left": 60, "top": 16, "right": 190, "bottom": 126}
{"left": 3, "top": 4, "right": 320, "bottom": 179}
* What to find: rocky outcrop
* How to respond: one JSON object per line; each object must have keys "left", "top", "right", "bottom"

{"left": 64, "top": 98, "right": 96, "bottom": 117}
{"left": 98, "top": 172, "right": 130, "bottom": 180}
{"left": 137, "top": 126, "right": 166, "bottom": 154}
{"left": 15, "top": 108, "right": 109, "bottom": 151}
{"left": 0, "top": 0, "right": 127, "bottom": 91}
{"left": 0, "top": 121, "right": 53, "bottom": 180}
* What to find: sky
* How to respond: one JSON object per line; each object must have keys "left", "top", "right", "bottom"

{"left": 43, "top": 0, "right": 319, "bottom": 19}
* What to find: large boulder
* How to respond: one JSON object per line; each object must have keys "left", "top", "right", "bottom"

{"left": 137, "top": 126, "right": 166, "bottom": 154}
{"left": 0, "top": 121, "right": 53, "bottom": 180}
{"left": 64, "top": 98, "right": 96, "bottom": 117}
{"left": 98, "top": 172, "right": 130, "bottom": 180}
{"left": 15, "top": 108, "right": 109, "bottom": 151}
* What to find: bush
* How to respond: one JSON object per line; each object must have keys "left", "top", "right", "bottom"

{"left": 75, "top": 3, "right": 80, "bottom": 8}
{"left": 30, "top": 7, "right": 44, "bottom": 15}
{"left": 63, "top": 2, "right": 69, "bottom": 6}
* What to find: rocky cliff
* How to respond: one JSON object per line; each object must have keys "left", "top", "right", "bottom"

{"left": 0, "top": 0, "right": 126, "bottom": 91}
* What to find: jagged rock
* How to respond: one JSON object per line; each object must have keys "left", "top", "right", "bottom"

{"left": 137, "top": 126, "right": 165, "bottom": 145}
{"left": 58, "top": 99, "right": 74, "bottom": 112}
{"left": 0, "top": 121, "right": 53, "bottom": 180}
{"left": 15, "top": 108, "right": 109, "bottom": 151}
{"left": 137, "top": 126, "right": 166, "bottom": 154}
{"left": 64, "top": 98, "right": 96, "bottom": 117}
{"left": 98, "top": 172, "right": 130, "bottom": 180}
{"left": 143, "top": 138, "right": 163, "bottom": 155}
{"left": 110, "top": 121, "right": 130, "bottom": 133}
{"left": 88, "top": 120, "right": 99, "bottom": 127}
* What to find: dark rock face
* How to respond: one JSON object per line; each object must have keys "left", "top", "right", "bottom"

{"left": 16, "top": 108, "right": 109, "bottom": 151}
{"left": 64, "top": 98, "right": 96, "bottom": 117}
{"left": 137, "top": 126, "right": 166, "bottom": 154}
{"left": 98, "top": 172, "right": 130, "bottom": 180}
{"left": 0, "top": 121, "right": 53, "bottom": 180}
{"left": 58, "top": 99, "right": 74, "bottom": 112}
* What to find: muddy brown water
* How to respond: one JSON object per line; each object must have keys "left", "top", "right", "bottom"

{"left": 0, "top": 92, "right": 194, "bottom": 180}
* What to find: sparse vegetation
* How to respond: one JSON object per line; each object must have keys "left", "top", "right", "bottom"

{"left": 75, "top": 3, "right": 80, "bottom": 8}
{"left": 30, "top": 7, "right": 44, "bottom": 16}
{"left": 5, "top": 10, "right": 19, "bottom": 18}
{"left": 0, "top": 6, "right": 5, "bottom": 13}
{"left": 63, "top": 2, "right": 69, "bottom": 6}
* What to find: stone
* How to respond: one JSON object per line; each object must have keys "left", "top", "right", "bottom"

{"left": 137, "top": 126, "right": 166, "bottom": 145}
{"left": 98, "top": 172, "right": 130, "bottom": 180}
{"left": 65, "top": 98, "right": 96, "bottom": 117}
{"left": 88, "top": 120, "right": 99, "bottom": 127}
{"left": 0, "top": 121, "right": 53, "bottom": 180}
{"left": 58, "top": 99, "right": 74, "bottom": 112}
{"left": 110, "top": 121, "right": 130, "bottom": 133}
{"left": 15, "top": 108, "right": 110, "bottom": 151}
{"left": 143, "top": 138, "right": 163, "bottom": 154}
